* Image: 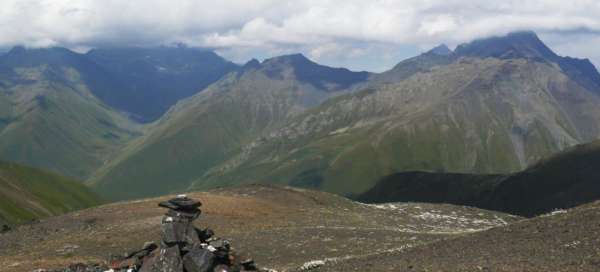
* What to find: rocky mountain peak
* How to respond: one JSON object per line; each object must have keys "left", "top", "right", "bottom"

{"left": 455, "top": 31, "right": 558, "bottom": 61}
{"left": 244, "top": 53, "right": 370, "bottom": 92}
{"left": 427, "top": 44, "right": 453, "bottom": 56}
{"left": 242, "top": 58, "right": 261, "bottom": 70}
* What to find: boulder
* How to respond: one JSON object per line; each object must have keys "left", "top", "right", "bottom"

{"left": 182, "top": 246, "right": 216, "bottom": 272}
{"left": 139, "top": 246, "right": 184, "bottom": 272}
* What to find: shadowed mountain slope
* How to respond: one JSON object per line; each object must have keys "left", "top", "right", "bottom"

{"left": 86, "top": 46, "right": 238, "bottom": 121}
{"left": 358, "top": 140, "right": 600, "bottom": 217}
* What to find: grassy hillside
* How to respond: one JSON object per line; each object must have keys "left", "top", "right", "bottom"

{"left": 0, "top": 161, "right": 102, "bottom": 225}
{"left": 0, "top": 47, "right": 141, "bottom": 179}
{"left": 201, "top": 57, "right": 600, "bottom": 196}
{"left": 90, "top": 55, "right": 370, "bottom": 200}
{"left": 358, "top": 140, "right": 600, "bottom": 217}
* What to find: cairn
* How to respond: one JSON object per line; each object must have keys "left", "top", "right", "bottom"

{"left": 107, "top": 194, "right": 258, "bottom": 272}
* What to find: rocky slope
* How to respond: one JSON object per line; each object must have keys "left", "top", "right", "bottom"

{"left": 0, "top": 185, "right": 518, "bottom": 272}
{"left": 201, "top": 34, "right": 600, "bottom": 195}
{"left": 313, "top": 200, "right": 600, "bottom": 272}
{"left": 0, "top": 161, "right": 102, "bottom": 226}
{"left": 90, "top": 55, "right": 370, "bottom": 200}
{"left": 358, "top": 139, "right": 600, "bottom": 217}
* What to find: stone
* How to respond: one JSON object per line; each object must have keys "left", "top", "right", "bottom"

{"left": 213, "top": 264, "right": 233, "bottom": 272}
{"left": 196, "top": 228, "right": 215, "bottom": 242}
{"left": 161, "top": 216, "right": 200, "bottom": 245}
{"left": 182, "top": 245, "right": 215, "bottom": 272}
{"left": 241, "top": 259, "right": 258, "bottom": 271}
{"left": 139, "top": 246, "right": 184, "bottom": 272}
{"left": 158, "top": 195, "right": 201, "bottom": 212}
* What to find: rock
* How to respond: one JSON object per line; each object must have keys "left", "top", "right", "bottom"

{"left": 158, "top": 195, "right": 201, "bottom": 212}
{"left": 161, "top": 215, "right": 200, "bottom": 246}
{"left": 196, "top": 228, "right": 215, "bottom": 241}
{"left": 139, "top": 246, "right": 183, "bottom": 272}
{"left": 182, "top": 245, "right": 215, "bottom": 272}
{"left": 56, "top": 244, "right": 79, "bottom": 255}
{"left": 241, "top": 259, "right": 258, "bottom": 271}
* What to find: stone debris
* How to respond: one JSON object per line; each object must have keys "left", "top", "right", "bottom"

{"left": 39, "top": 195, "right": 261, "bottom": 272}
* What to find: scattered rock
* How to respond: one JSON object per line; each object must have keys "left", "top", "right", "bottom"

{"left": 42, "top": 195, "right": 261, "bottom": 272}
{"left": 299, "top": 260, "right": 325, "bottom": 271}
{"left": 56, "top": 244, "right": 79, "bottom": 255}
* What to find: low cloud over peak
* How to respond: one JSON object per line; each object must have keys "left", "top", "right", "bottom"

{"left": 2, "top": 0, "right": 600, "bottom": 72}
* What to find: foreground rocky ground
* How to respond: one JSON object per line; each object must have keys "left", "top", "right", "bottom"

{"left": 313, "top": 202, "right": 600, "bottom": 272}
{"left": 0, "top": 185, "right": 520, "bottom": 271}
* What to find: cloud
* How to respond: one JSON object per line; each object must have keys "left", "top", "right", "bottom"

{"left": 1, "top": 0, "right": 600, "bottom": 71}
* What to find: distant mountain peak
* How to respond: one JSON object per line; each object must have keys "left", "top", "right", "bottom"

{"left": 257, "top": 53, "right": 369, "bottom": 91}
{"left": 7, "top": 45, "right": 26, "bottom": 55}
{"left": 262, "top": 53, "right": 314, "bottom": 67}
{"left": 1, "top": 46, "right": 89, "bottom": 70}
{"left": 427, "top": 44, "right": 453, "bottom": 56}
{"left": 242, "top": 58, "right": 261, "bottom": 70}
{"left": 455, "top": 31, "right": 558, "bottom": 60}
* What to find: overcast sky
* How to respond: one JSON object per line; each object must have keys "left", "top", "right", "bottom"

{"left": 2, "top": 0, "right": 600, "bottom": 72}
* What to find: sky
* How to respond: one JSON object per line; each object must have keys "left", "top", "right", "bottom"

{"left": 2, "top": 0, "right": 600, "bottom": 72}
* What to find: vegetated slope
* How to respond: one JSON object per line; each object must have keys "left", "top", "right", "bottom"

{"left": 202, "top": 33, "right": 600, "bottom": 196}
{"left": 0, "top": 47, "right": 140, "bottom": 179}
{"left": 358, "top": 140, "right": 600, "bottom": 217}
{"left": 0, "top": 185, "right": 518, "bottom": 272}
{"left": 313, "top": 200, "right": 600, "bottom": 272}
{"left": 86, "top": 46, "right": 238, "bottom": 122}
{"left": 0, "top": 161, "right": 102, "bottom": 226}
{"left": 90, "top": 54, "right": 370, "bottom": 200}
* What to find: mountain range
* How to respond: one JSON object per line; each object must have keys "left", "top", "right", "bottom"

{"left": 90, "top": 54, "right": 370, "bottom": 199}
{"left": 0, "top": 45, "right": 238, "bottom": 180}
{"left": 1, "top": 31, "right": 600, "bottom": 202}
{"left": 91, "top": 31, "right": 600, "bottom": 200}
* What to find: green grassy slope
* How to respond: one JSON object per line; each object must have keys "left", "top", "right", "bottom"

{"left": 357, "top": 140, "right": 600, "bottom": 217}
{"left": 0, "top": 54, "right": 140, "bottom": 179}
{"left": 0, "top": 161, "right": 102, "bottom": 225}
{"left": 90, "top": 55, "right": 369, "bottom": 200}
{"left": 201, "top": 58, "right": 600, "bottom": 195}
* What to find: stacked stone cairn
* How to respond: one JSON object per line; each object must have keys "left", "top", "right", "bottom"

{"left": 107, "top": 194, "right": 259, "bottom": 272}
